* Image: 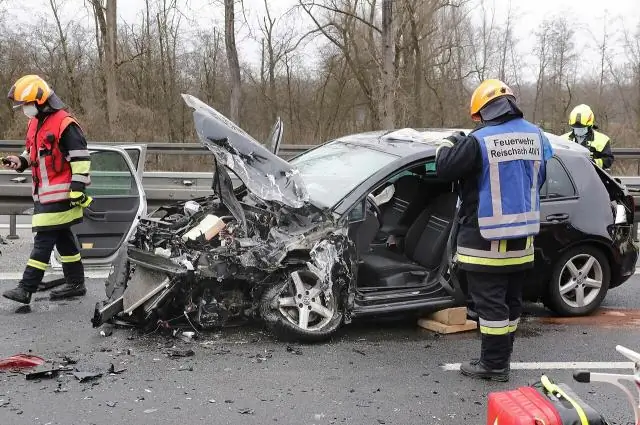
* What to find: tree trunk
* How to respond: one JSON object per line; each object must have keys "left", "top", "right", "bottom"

{"left": 224, "top": 0, "right": 241, "bottom": 124}
{"left": 407, "top": 0, "right": 422, "bottom": 127}
{"left": 49, "top": 0, "right": 83, "bottom": 113}
{"left": 105, "top": 0, "right": 118, "bottom": 134}
{"left": 381, "top": 0, "right": 395, "bottom": 130}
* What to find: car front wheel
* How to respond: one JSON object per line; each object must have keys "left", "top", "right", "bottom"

{"left": 546, "top": 246, "right": 610, "bottom": 316}
{"left": 260, "top": 269, "right": 343, "bottom": 342}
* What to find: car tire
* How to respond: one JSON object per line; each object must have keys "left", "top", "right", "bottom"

{"left": 545, "top": 245, "right": 610, "bottom": 316}
{"left": 260, "top": 269, "right": 343, "bottom": 343}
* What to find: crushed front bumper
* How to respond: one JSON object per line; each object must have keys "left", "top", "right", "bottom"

{"left": 92, "top": 247, "right": 193, "bottom": 328}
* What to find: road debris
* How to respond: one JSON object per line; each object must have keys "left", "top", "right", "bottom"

{"left": 286, "top": 345, "right": 303, "bottom": 355}
{"left": 100, "top": 325, "right": 114, "bottom": 337}
{"left": 353, "top": 349, "right": 366, "bottom": 356}
{"left": 108, "top": 364, "right": 127, "bottom": 374}
{"left": 201, "top": 346, "right": 231, "bottom": 355}
{"left": 54, "top": 383, "right": 68, "bottom": 393}
{"left": 167, "top": 349, "right": 195, "bottom": 358}
{"left": 0, "top": 354, "right": 45, "bottom": 370}
{"left": 181, "top": 331, "right": 196, "bottom": 342}
{"left": 251, "top": 350, "right": 273, "bottom": 363}
{"left": 144, "top": 408, "right": 158, "bottom": 414}
{"left": 25, "top": 364, "right": 70, "bottom": 380}
{"left": 61, "top": 356, "right": 78, "bottom": 365}
{"left": 238, "top": 408, "right": 255, "bottom": 415}
{"left": 106, "top": 401, "right": 117, "bottom": 408}
{"left": 73, "top": 370, "right": 103, "bottom": 383}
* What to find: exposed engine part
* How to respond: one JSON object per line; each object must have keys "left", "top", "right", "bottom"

{"left": 196, "top": 289, "right": 249, "bottom": 329}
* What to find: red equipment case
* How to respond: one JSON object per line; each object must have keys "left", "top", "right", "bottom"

{"left": 488, "top": 387, "right": 562, "bottom": 425}
{"left": 487, "top": 376, "right": 608, "bottom": 425}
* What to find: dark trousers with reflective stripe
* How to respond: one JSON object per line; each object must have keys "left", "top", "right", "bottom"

{"left": 19, "top": 229, "right": 84, "bottom": 293}
{"left": 467, "top": 270, "right": 524, "bottom": 369}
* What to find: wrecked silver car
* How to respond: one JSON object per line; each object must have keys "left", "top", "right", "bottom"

{"left": 93, "top": 94, "right": 360, "bottom": 341}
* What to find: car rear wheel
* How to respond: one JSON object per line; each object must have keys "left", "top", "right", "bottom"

{"left": 546, "top": 246, "right": 610, "bottom": 316}
{"left": 260, "top": 269, "right": 343, "bottom": 342}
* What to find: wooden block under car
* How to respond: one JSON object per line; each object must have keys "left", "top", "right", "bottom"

{"left": 417, "top": 318, "right": 478, "bottom": 334}
{"left": 427, "top": 307, "right": 468, "bottom": 325}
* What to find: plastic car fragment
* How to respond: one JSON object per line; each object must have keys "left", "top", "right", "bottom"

{"left": 0, "top": 354, "right": 45, "bottom": 370}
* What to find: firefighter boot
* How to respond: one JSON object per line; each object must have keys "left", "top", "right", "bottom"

{"left": 460, "top": 359, "right": 509, "bottom": 382}
{"left": 2, "top": 286, "right": 32, "bottom": 304}
{"left": 50, "top": 281, "right": 86, "bottom": 300}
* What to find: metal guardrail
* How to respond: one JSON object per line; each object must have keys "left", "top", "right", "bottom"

{"left": 0, "top": 140, "right": 314, "bottom": 157}
{"left": 2, "top": 139, "right": 640, "bottom": 238}
{"left": 0, "top": 139, "right": 637, "bottom": 157}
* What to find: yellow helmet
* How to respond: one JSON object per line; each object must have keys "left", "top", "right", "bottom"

{"left": 568, "top": 104, "right": 594, "bottom": 127}
{"left": 7, "top": 75, "right": 57, "bottom": 109}
{"left": 469, "top": 79, "right": 515, "bottom": 122}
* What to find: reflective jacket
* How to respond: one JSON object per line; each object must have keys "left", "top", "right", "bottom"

{"left": 561, "top": 129, "right": 613, "bottom": 169}
{"left": 474, "top": 118, "right": 547, "bottom": 240}
{"left": 436, "top": 115, "right": 552, "bottom": 273}
{"left": 18, "top": 110, "right": 91, "bottom": 232}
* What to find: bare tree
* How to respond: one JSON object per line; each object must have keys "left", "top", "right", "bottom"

{"left": 381, "top": 0, "right": 395, "bottom": 129}
{"left": 225, "top": 0, "right": 242, "bottom": 123}
{"left": 0, "top": 0, "right": 639, "bottom": 173}
{"left": 48, "top": 0, "right": 83, "bottom": 113}
{"left": 89, "top": 0, "right": 118, "bottom": 134}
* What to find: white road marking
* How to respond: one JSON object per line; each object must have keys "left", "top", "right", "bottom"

{"left": 442, "top": 362, "right": 635, "bottom": 371}
{"left": 0, "top": 271, "right": 110, "bottom": 280}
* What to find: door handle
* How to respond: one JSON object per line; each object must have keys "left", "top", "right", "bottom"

{"left": 84, "top": 207, "right": 107, "bottom": 221}
{"left": 545, "top": 213, "right": 569, "bottom": 222}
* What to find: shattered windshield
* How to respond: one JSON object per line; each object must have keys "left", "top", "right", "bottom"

{"left": 289, "top": 141, "right": 397, "bottom": 208}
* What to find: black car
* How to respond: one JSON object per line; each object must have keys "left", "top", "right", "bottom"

{"left": 92, "top": 95, "right": 638, "bottom": 341}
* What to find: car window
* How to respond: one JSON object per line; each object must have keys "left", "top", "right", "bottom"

{"left": 347, "top": 199, "right": 365, "bottom": 222}
{"left": 386, "top": 161, "right": 435, "bottom": 183}
{"left": 86, "top": 150, "right": 139, "bottom": 197}
{"left": 289, "top": 141, "right": 396, "bottom": 208}
{"left": 123, "top": 149, "right": 140, "bottom": 170}
{"left": 540, "top": 157, "right": 576, "bottom": 199}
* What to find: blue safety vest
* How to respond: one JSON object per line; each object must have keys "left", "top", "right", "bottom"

{"left": 472, "top": 118, "right": 551, "bottom": 240}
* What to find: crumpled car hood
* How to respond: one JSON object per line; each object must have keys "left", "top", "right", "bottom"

{"left": 182, "top": 94, "right": 309, "bottom": 209}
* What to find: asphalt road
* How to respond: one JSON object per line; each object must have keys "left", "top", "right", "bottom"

{"left": 0, "top": 231, "right": 638, "bottom": 425}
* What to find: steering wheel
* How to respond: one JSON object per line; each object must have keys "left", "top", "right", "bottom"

{"left": 366, "top": 194, "right": 384, "bottom": 227}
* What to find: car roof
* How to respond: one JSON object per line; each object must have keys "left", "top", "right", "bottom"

{"left": 332, "top": 127, "right": 590, "bottom": 159}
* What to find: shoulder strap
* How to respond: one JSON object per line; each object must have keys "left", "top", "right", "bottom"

{"left": 540, "top": 375, "right": 589, "bottom": 425}
{"left": 59, "top": 115, "right": 80, "bottom": 135}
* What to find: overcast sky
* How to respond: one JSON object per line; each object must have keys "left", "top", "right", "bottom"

{"left": 5, "top": 0, "right": 640, "bottom": 77}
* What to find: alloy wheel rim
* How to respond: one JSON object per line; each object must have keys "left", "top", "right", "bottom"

{"left": 277, "top": 271, "right": 335, "bottom": 331}
{"left": 558, "top": 254, "right": 603, "bottom": 308}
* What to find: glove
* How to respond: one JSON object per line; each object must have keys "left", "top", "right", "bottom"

{"left": 588, "top": 146, "right": 601, "bottom": 159}
{"left": 445, "top": 131, "right": 467, "bottom": 145}
{"left": 69, "top": 191, "right": 93, "bottom": 208}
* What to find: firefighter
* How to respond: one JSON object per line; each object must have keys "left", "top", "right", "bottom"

{"left": 2, "top": 75, "right": 92, "bottom": 305}
{"left": 435, "top": 79, "right": 553, "bottom": 382}
{"left": 562, "top": 104, "right": 614, "bottom": 170}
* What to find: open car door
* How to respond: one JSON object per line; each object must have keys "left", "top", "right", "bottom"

{"left": 118, "top": 144, "right": 147, "bottom": 179}
{"left": 439, "top": 195, "right": 467, "bottom": 304}
{"left": 50, "top": 145, "right": 146, "bottom": 270}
